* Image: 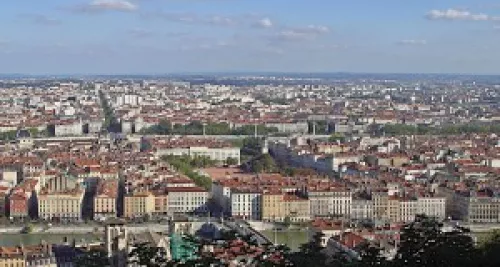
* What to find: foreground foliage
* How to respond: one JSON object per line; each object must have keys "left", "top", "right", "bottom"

{"left": 78, "top": 215, "right": 500, "bottom": 267}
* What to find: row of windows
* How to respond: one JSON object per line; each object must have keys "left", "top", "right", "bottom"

{"left": 169, "top": 201, "right": 206, "bottom": 206}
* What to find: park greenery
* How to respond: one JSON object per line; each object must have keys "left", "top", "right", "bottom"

{"left": 248, "top": 153, "right": 278, "bottom": 173}
{"left": 308, "top": 121, "right": 330, "bottom": 134}
{"left": 0, "top": 130, "right": 19, "bottom": 141}
{"left": 0, "top": 127, "right": 46, "bottom": 141}
{"left": 382, "top": 123, "right": 500, "bottom": 136}
{"left": 247, "top": 149, "right": 318, "bottom": 177}
{"left": 329, "top": 133, "right": 346, "bottom": 143}
{"left": 140, "top": 120, "right": 279, "bottom": 136}
{"left": 20, "top": 223, "right": 34, "bottom": 234}
{"left": 161, "top": 155, "right": 216, "bottom": 190}
{"left": 76, "top": 215, "right": 500, "bottom": 267}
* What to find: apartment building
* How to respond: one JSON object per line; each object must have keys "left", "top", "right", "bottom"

{"left": 262, "top": 191, "right": 286, "bottom": 222}
{"left": 350, "top": 199, "right": 373, "bottom": 221}
{"left": 167, "top": 187, "right": 208, "bottom": 214}
{"left": 416, "top": 197, "right": 446, "bottom": 220}
{"left": 124, "top": 191, "right": 155, "bottom": 218}
{"left": 283, "top": 194, "right": 310, "bottom": 222}
{"left": 53, "top": 120, "right": 83, "bottom": 137}
{"left": 378, "top": 194, "right": 447, "bottom": 223}
{"left": 0, "top": 244, "right": 56, "bottom": 267}
{"left": 455, "top": 191, "right": 500, "bottom": 223}
{"left": 328, "top": 153, "right": 361, "bottom": 172}
{"left": 94, "top": 179, "right": 118, "bottom": 220}
{"left": 153, "top": 191, "right": 169, "bottom": 216}
{"left": 308, "top": 190, "right": 335, "bottom": 217}
{"left": 264, "top": 121, "right": 309, "bottom": 134}
{"left": 262, "top": 191, "right": 310, "bottom": 222}
{"left": 387, "top": 196, "right": 400, "bottom": 223}
{"left": 399, "top": 199, "right": 417, "bottom": 223}
{"left": 38, "top": 188, "right": 84, "bottom": 221}
{"left": 372, "top": 191, "right": 389, "bottom": 221}
{"left": 230, "top": 189, "right": 262, "bottom": 220}
{"left": 152, "top": 137, "right": 240, "bottom": 164}
{"left": 331, "top": 189, "right": 353, "bottom": 217}
{"left": 309, "top": 219, "right": 344, "bottom": 247}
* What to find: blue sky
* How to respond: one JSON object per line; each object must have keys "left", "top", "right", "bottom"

{"left": 1, "top": 0, "right": 500, "bottom": 74}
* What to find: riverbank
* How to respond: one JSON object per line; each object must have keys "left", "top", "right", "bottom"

{"left": 0, "top": 223, "right": 169, "bottom": 234}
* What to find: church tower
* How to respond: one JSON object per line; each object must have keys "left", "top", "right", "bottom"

{"left": 105, "top": 219, "right": 128, "bottom": 267}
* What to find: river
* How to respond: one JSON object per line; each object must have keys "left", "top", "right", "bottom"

{"left": 261, "top": 230, "right": 309, "bottom": 251}
{"left": 0, "top": 233, "right": 102, "bottom": 247}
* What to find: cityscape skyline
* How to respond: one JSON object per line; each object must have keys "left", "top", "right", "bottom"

{"left": 1, "top": 0, "right": 500, "bottom": 74}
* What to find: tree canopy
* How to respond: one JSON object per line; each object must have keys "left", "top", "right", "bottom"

{"left": 140, "top": 120, "right": 279, "bottom": 136}
{"left": 74, "top": 215, "right": 500, "bottom": 267}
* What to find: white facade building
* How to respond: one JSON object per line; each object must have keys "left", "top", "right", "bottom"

{"left": 230, "top": 190, "right": 262, "bottom": 220}
{"left": 167, "top": 187, "right": 209, "bottom": 214}
{"left": 417, "top": 197, "right": 446, "bottom": 220}
{"left": 156, "top": 146, "right": 240, "bottom": 164}
{"left": 54, "top": 121, "right": 83, "bottom": 136}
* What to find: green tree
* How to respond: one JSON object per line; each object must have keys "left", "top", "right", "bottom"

{"left": 254, "top": 244, "right": 293, "bottom": 267}
{"left": 28, "top": 127, "right": 39, "bottom": 137}
{"left": 290, "top": 231, "right": 328, "bottom": 267}
{"left": 241, "top": 137, "right": 262, "bottom": 157}
{"left": 355, "top": 242, "right": 388, "bottom": 267}
{"left": 283, "top": 216, "right": 292, "bottom": 228}
{"left": 248, "top": 153, "right": 277, "bottom": 173}
{"left": 393, "top": 215, "right": 476, "bottom": 267}
{"left": 477, "top": 230, "right": 500, "bottom": 267}
{"left": 74, "top": 248, "right": 110, "bottom": 267}
{"left": 162, "top": 155, "right": 213, "bottom": 190}
{"left": 329, "top": 133, "right": 346, "bottom": 143}
{"left": 225, "top": 157, "right": 238, "bottom": 166}
{"left": 128, "top": 242, "right": 171, "bottom": 267}
{"left": 157, "top": 120, "right": 172, "bottom": 135}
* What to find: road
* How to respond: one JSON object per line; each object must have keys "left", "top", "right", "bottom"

{"left": 224, "top": 221, "right": 272, "bottom": 246}
{"left": 0, "top": 223, "right": 169, "bottom": 234}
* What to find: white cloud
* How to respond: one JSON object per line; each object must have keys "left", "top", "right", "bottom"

{"left": 271, "top": 24, "right": 330, "bottom": 42}
{"left": 426, "top": 9, "right": 493, "bottom": 21}
{"left": 75, "top": 0, "right": 137, "bottom": 13}
{"left": 207, "top": 16, "right": 236, "bottom": 26}
{"left": 255, "top": 18, "right": 273, "bottom": 28}
{"left": 274, "top": 30, "right": 311, "bottom": 41}
{"left": 398, "top": 40, "right": 427, "bottom": 46}
{"left": 152, "top": 12, "right": 235, "bottom": 26}
{"left": 302, "top": 25, "right": 330, "bottom": 34}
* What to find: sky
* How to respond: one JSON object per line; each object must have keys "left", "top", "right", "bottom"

{"left": 1, "top": 0, "right": 500, "bottom": 75}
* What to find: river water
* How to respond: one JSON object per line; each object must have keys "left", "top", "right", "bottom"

{"left": 261, "top": 230, "right": 309, "bottom": 251}
{"left": 0, "top": 233, "right": 102, "bottom": 247}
